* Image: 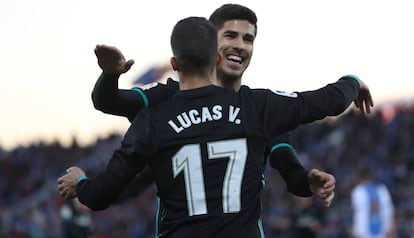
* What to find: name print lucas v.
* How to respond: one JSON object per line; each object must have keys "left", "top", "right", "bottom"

{"left": 168, "top": 105, "right": 241, "bottom": 133}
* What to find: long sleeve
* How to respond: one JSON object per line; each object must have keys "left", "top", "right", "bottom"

{"left": 267, "top": 135, "right": 312, "bottom": 197}
{"left": 248, "top": 76, "right": 360, "bottom": 137}
{"left": 76, "top": 149, "right": 144, "bottom": 210}
{"left": 91, "top": 73, "right": 146, "bottom": 120}
{"left": 112, "top": 165, "right": 154, "bottom": 204}
{"left": 91, "top": 74, "right": 179, "bottom": 122}
{"left": 77, "top": 112, "right": 152, "bottom": 211}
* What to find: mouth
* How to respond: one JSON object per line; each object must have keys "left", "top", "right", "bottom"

{"left": 226, "top": 54, "right": 243, "bottom": 64}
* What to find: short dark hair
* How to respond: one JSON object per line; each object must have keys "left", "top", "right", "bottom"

{"left": 209, "top": 4, "right": 258, "bottom": 36}
{"left": 170, "top": 16, "right": 218, "bottom": 75}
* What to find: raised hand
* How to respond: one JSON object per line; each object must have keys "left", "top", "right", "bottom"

{"left": 94, "top": 44, "right": 135, "bottom": 74}
{"left": 307, "top": 169, "right": 336, "bottom": 207}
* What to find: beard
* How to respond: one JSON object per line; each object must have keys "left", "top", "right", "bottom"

{"left": 217, "top": 67, "right": 242, "bottom": 88}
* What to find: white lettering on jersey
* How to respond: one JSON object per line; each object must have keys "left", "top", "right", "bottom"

{"left": 201, "top": 107, "right": 214, "bottom": 122}
{"left": 273, "top": 90, "right": 298, "bottom": 98}
{"left": 228, "top": 105, "right": 241, "bottom": 124}
{"left": 168, "top": 105, "right": 241, "bottom": 133}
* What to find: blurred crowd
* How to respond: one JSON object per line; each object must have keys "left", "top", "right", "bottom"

{"left": 1, "top": 101, "right": 413, "bottom": 238}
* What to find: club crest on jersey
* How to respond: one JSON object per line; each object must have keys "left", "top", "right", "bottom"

{"left": 272, "top": 90, "right": 298, "bottom": 98}
{"left": 141, "top": 82, "right": 159, "bottom": 89}
{"left": 168, "top": 105, "right": 241, "bottom": 133}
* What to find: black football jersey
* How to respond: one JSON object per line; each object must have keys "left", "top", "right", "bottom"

{"left": 78, "top": 78, "right": 359, "bottom": 237}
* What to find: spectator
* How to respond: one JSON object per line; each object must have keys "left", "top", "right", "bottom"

{"left": 350, "top": 167, "right": 396, "bottom": 238}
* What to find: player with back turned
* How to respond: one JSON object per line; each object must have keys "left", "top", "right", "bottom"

{"left": 58, "top": 16, "right": 372, "bottom": 238}
{"left": 89, "top": 4, "right": 373, "bottom": 207}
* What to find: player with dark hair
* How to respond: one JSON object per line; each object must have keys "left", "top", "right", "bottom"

{"left": 90, "top": 4, "right": 371, "bottom": 208}
{"left": 58, "top": 15, "right": 372, "bottom": 238}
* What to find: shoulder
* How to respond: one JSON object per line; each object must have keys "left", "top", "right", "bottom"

{"left": 140, "top": 77, "right": 179, "bottom": 91}
{"left": 241, "top": 85, "right": 297, "bottom": 98}
{"left": 163, "top": 78, "right": 180, "bottom": 91}
{"left": 271, "top": 89, "right": 298, "bottom": 98}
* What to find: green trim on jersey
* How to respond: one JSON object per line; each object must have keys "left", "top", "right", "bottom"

{"left": 270, "top": 143, "right": 295, "bottom": 155}
{"left": 76, "top": 175, "right": 88, "bottom": 184}
{"left": 343, "top": 74, "right": 361, "bottom": 86}
{"left": 258, "top": 218, "right": 265, "bottom": 238}
{"left": 155, "top": 197, "right": 160, "bottom": 238}
{"left": 132, "top": 87, "right": 149, "bottom": 107}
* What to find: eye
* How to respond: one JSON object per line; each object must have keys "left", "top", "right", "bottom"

{"left": 224, "top": 31, "right": 238, "bottom": 39}
{"left": 243, "top": 35, "right": 255, "bottom": 44}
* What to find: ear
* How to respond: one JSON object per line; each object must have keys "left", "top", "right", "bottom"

{"left": 216, "top": 52, "right": 222, "bottom": 66}
{"left": 170, "top": 57, "right": 178, "bottom": 71}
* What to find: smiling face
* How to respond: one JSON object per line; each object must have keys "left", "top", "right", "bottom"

{"left": 216, "top": 20, "right": 256, "bottom": 90}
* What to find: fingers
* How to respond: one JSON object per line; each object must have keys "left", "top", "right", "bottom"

{"left": 359, "top": 99, "right": 365, "bottom": 114}
{"left": 308, "top": 169, "right": 336, "bottom": 207}
{"left": 354, "top": 85, "right": 374, "bottom": 114}
{"left": 324, "top": 192, "right": 335, "bottom": 208}
{"left": 57, "top": 168, "right": 79, "bottom": 200}
{"left": 309, "top": 169, "right": 332, "bottom": 184}
{"left": 321, "top": 174, "right": 335, "bottom": 194}
{"left": 123, "top": 59, "right": 135, "bottom": 73}
{"left": 354, "top": 99, "right": 361, "bottom": 112}
{"left": 365, "top": 95, "right": 374, "bottom": 114}
{"left": 324, "top": 173, "right": 336, "bottom": 187}
{"left": 94, "top": 44, "right": 120, "bottom": 59}
{"left": 57, "top": 181, "right": 69, "bottom": 199}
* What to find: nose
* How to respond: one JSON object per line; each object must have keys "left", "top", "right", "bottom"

{"left": 232, "top": 36, "right": 244, "bottom": 49}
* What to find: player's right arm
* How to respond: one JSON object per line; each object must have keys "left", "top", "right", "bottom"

{"left": 92, "top": 44, "right": 179, "bottom": 121}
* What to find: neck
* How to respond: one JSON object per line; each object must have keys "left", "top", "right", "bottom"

{"left": 214, "top": 77, "right": 242, "bottom": 92}
{"left": 179, "top": 75, "right": 214, "bottom": 90}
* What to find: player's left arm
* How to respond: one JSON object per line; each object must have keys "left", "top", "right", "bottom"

{"left": 268, "top": 134, "right": 335, "bottom": 207}
{"left": 57, "top": 112, "right": 152, "bottom": 210}
{"left": 112, "top": 165, "right": 154, "bottom": 204}
{"left": 261, "top": 75, "right": 373, "bottom": 136}
{"left": 268, "top": 134, "right": 311, "bottom": 197}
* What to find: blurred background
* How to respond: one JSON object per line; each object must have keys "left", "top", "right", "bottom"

{"left": 1, "top": 0, "right": 413, "bottom": 237}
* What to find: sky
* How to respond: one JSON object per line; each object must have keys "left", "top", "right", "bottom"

{"left": 1, "top": 0, "right": 413, "bottom": 150}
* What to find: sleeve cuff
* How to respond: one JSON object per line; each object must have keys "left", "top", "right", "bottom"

{"left": 76, "top": 175, "right": 88, "bottom": 184}
{"left": 342, "top": 74, "right": 361, "bottom": 85}
{"left": 270, "top": 143, "right": 295, "bottom": 155}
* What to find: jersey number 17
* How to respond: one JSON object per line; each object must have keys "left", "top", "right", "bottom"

{"left": 172, "top": 138, "right": 247, "bottom": 216}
